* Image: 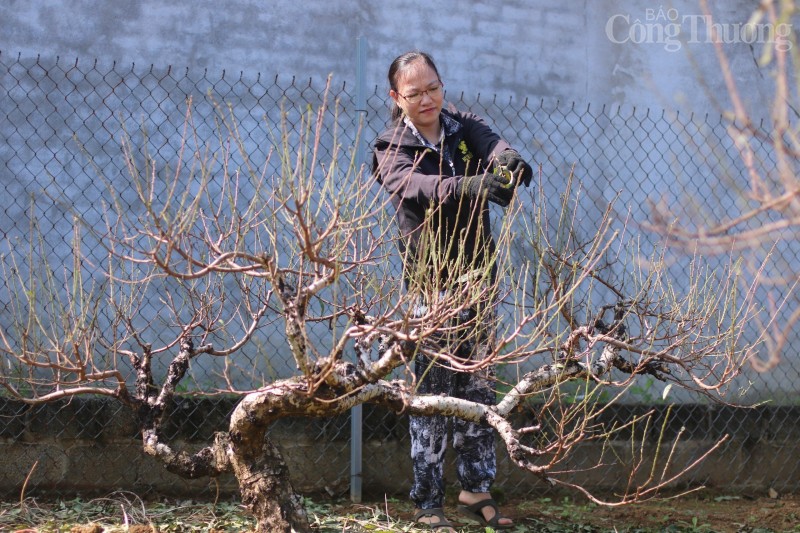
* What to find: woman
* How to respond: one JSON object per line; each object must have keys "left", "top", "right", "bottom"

{"left": 371, "top": 51, "right": 533, "bottom": 531}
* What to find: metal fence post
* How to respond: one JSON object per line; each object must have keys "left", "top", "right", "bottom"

{"left": 350, "top": 35, "right": 368, "bottom": 504}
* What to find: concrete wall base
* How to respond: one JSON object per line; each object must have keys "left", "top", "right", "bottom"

{"left": 1, "top": 398, "right": 797, "bottom": 500}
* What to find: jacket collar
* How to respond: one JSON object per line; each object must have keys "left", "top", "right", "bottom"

{"left": 376, "top": 109, "right": 462, "bottom": 148}
{"left": 441, "top": 111, "right": 462, "bottom": 137}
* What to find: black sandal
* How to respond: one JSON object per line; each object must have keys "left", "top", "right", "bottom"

{"left": 457, "top": 497, "right": 513, "bottom": 529}
{"left": 414, "top": 507, "right": 454, "bottom": 530}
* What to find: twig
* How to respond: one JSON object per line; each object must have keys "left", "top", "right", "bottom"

{"left": 384, "top": 493, "right": 390, "bottom": 529}
{"left": 19, "top": 460, "right": 38, "bottom": 507}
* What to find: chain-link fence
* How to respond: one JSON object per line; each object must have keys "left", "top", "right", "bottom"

{"left": 1, "top": 51, "right": 798, "bottom": 500}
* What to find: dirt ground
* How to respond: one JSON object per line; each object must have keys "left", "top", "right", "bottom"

{"left": 375, "top": 491, "right": 800, "bottom": 532}
{"left": 0, "top": 491, "right": 798, "bottom": 532}
{"left": 533, "top": 493, "right": 800, "bottom": 532}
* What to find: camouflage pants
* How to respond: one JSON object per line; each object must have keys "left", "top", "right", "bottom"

{"left": 409, "top": 304, "right": 498, "bottom": 510}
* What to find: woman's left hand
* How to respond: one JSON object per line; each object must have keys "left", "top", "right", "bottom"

{"left": 496, "top": 150, "right": 534, "bottom": 187}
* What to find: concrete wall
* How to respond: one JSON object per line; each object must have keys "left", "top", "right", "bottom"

{"left": 2, "top": 1, "right": 796, "bottom": 394}
{"left": 1, "top": 397, "right": 798, "bottom": 499}
{"left": 0, "top": 0, "right": 783, "bottom": 114}
{"left": 1, "top": 2, "right": 798, "bottom": 499}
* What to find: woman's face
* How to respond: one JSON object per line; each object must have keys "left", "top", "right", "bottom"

{"left": 390, "top": 61, "right": 443, "bottom": 131}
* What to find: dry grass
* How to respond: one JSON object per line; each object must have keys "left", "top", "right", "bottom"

{"left": 0, "top": 491, "right": 798, "bottom": 532}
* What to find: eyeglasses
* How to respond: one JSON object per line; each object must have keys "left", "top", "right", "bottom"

{"left": 398, "top": 83, "right": 444, "bottom": 104}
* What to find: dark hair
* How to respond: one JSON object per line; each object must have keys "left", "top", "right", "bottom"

{"left": 387, "top": 51, "right": 441, "bottom": 121}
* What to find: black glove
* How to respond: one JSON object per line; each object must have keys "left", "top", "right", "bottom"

{"left": 496, "top": 149, "right": 533, "bottom": 187}
{"left": 456, "top": 173, "right": 515, "bottom": 207}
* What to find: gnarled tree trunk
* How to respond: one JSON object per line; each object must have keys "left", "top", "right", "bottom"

{"left": 227, "top": 384, "right": 314, "bottom": 532}
{"left": 228, "top": 433, "right": 309, "bottom": 533}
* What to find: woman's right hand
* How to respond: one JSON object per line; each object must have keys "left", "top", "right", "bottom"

{"left": 456, "top": 173, "right": 515, "bottom": 207}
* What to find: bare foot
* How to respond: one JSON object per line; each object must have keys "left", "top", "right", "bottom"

{"left": 458, "top": 490, "right": 513, "bottom": 528}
